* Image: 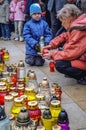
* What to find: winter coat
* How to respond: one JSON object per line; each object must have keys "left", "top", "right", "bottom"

{"left": 0, "top": 0, "right": 9, "bottom": 24}
{"left": 49, "top": 14, "right": 86, "bottom": 70}
{"left": 9, "top": 0, "right": 25, "bottom": 21}
{"left": 23, "top": 18, "right": 52, "bottom": 55}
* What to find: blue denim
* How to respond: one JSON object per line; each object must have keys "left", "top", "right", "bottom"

{"left": 1, "top": 24, "right": 10, "bottom": 38}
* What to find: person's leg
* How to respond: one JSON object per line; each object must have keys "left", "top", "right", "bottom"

{"left": 35, "top": 55, "right": 45, "bottom": 66}
{"left": 55, "top": 60, "right": 86, "bottom": 84}
{"left": 1, "top": 24, "right": 6, "bottom": 39}
{"left": 18, "top": 21, "right": 24, "bottom": 41}
{"left": 5, "top": 24, "right": 10, "bottom": 39}
{"left": 55, "top": 60, "right": 71, "bottom": 75}
{"left": 50, "top": 9, "right": 61, "bottom": 38}
{"left": 25, "top": 55, "right": 35, "bottom": 66}
{"left": 9, "top": 21, "right": 15, "bottom": 33}
{"left": 14, "top": 21, "right": 19, "bottom": 40}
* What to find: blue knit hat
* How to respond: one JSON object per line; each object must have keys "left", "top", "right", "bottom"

{"left": 30, "top": 3, "right": 42, "bottom": 15}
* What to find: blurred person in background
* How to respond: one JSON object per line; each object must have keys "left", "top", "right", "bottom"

{"left": 47, "top": 0, "right": 76, "bottom": 38}
{"left": 0, "top": 0, "right": 10, "bottom": 40}
{"left": 77, "top": 0, "right": 86, "bottom": 13}
{"left": 10, "top": 0, "right": 25, "bottom": 42}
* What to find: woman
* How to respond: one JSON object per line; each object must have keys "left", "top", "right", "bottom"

{"left": 43, "top": 4, "right": 86, "bottom": 85}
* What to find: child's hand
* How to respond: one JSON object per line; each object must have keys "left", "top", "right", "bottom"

{"left": 34, "top": 43, "right": 40, "bottom": 52}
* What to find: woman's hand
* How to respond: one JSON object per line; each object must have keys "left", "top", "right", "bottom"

{"left": 42, "top": 52, "right": 52, "bottom": 60}
{"left": 43, "top": 44, "right": 52, "bottom": 50}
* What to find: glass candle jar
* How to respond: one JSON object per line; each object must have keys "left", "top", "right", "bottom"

{"left": 52, "top": 83, "right": 62, "bottom": 101}
{"left": 3, "top": 50, "right": 10, "bottom": 61}
{"left": 41, "top": 108, "right": 55, "bottom": 130}
{"left": 0, "top": 95, "right": 4, "bottom": 109}
{"left": 37, "top": 126, "right": 45, "bottom": 130}
{"left": 49, "top": 61, "right": 55, "bottom": 72}
{"left": 36, "top": 93, "right": 47, "bottom": 113}
{"left": 8, "top": 81, "right": 16, "bottom": 92}
{"left": 58, "top": 123, "right": 70, "bottom": 130}
{"left": 12, "top": 107, "right": 36, "bottom": 130}
{"left": 17, "top": 78, "right": 25, "bottom": 87}
{"left": 41, "top": 77, "right": 49, "bottom": 88}
{"left": 39, "top": 78, "right": 50, "bottom": 107}
{"left": 7, "top": 65, "right": 13, "bottom": 75}
{"left": 52, "top": 125, "right": 61, "bottom": 130}
{"left": 58, "top": 109, "right": 70, "bottom": 130}
{"left": 11, "top": 72, "right": 17, "bottom": 87}
{"left": 17, "top": 60, "right": 26, "bottom": 79}
{"left": 39, "top": 36, "right": 44, "bottom": 53}
{"left": 50, "top": 100, "right": 62, "bottom": 124}
{"left": 17, "top": 85, "right": 24, "bottom": 97}
{"left": 11, "top": 97, "right": 25, "bottom": 118}
{"left": 28, "top": 101, "right": 41, "bottom": 126}
{"left": 0, "top": 48, "right": 4, "bottom": 59}
{"left": 20, "top": 95, "right": 28, "bottom": 106}
{"left": 0, "top": 55, "right": 4, "bottom": 71}
{"left": 28, "top": 70, "right": 38, "bottom": 92}
{"left": 2, "top": 71, "right": 9, "bottom": 78}
{"left": 10, "top": 86, "right": 16, "bottom": 92}
{"left": 24, "top": 87, "right": 36, "bottom": 101}
{"left": 4, "top": 95, "right": 14, "bottom": 116}
{"left": 9, "top": 91, "right": 18, "bottom": 99}
{"left": 0, "top": 82, "right": 8, "bottom": 96}
{"left": 0, "top": 71, "right": 3, "bottom": 79}
{"left": 9, "top": 114, "right": 15, "bottom": 129}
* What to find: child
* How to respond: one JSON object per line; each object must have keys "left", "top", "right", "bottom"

{"left": 0, "top": 0, "right": 10, "bottom": 40}
{"left": 23, "top": 3, "right": 52, "bottom": 66}
{"left": 10, "top": 0, "right": 25, "bottom": 42}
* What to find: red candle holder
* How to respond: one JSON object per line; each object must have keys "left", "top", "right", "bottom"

{"left": 0, "top": 96, "right": 4, "bottom": 105}
{"left": 0, "top": 49, "right": 4, "bottom": 59}
{"left": 49, "top": 61, "right": 55, "bottom": 72}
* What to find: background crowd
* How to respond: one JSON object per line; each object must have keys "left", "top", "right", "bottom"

{"left": 0, "top": 0, "right": 86, "bottom": 41}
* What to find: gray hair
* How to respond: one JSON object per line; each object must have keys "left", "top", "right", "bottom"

{"left": 57, "top": 4, "right": 82, "bottom": 20}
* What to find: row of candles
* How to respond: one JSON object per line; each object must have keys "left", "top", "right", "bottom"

{"left": 0, "top": 48, "right": 70, "bottom": 130}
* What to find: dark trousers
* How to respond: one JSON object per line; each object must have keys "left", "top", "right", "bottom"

{"left": 1, "top": 24, "right": 10, "bottom": 38}
{"left": 50, "top": 9, "right": 61, "bottom": 38}
{"left": 55, "top": 60, "right": 86, "bottom": 80}
{"left": 25, "top": 54, "right": 45, "bottom": 66}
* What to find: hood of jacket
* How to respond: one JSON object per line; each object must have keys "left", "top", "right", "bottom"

{"left": 69, "top": 14, "right": 86, "bottom": 32}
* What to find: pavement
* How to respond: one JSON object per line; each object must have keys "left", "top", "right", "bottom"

{"left": 0, "top": 39, "right": 86, "bottom": 130}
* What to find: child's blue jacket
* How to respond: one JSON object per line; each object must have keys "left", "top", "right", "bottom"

{"left": 23, "top": 18, "right": 52, "bottom": 55}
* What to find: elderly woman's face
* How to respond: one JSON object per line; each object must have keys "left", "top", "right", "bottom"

{"left": 60, "top": 17, "right": 72, "bottom": 30}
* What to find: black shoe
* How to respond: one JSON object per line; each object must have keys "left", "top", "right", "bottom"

{"left": 77, "top": 77, "right": 86, "bottom": 85}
